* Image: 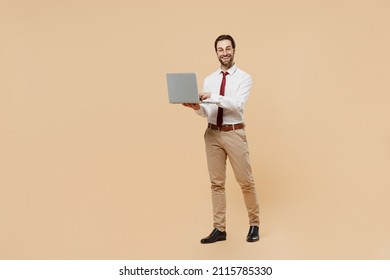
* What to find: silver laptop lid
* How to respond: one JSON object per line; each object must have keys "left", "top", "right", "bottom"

{"left": 166, "top": 73, "right": 199, "bottom": 104}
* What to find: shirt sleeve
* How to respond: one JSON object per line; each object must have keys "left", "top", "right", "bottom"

{"left": 218, "top": 74, "right": 252, "bottom": 111}
{"left": 194, "top": 105, "right": 207, "bottom": 117}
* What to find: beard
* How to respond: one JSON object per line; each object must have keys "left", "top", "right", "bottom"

{"left": 218, "top": 54, "right": 234, "bottom": 68}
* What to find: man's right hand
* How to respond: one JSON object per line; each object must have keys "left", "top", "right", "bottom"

{"left": 199, "top": 92, "right": 211, "bottom": 101}
{"left": 182, "top": 103, "right": 200, "bottom": 110}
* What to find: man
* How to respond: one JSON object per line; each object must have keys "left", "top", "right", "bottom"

{"left": 183, "top": 34, "right": 260, "bottom": 243}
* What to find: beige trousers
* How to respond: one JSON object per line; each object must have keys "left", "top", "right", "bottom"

{"left": 204, "top": 127, "right": 259, "bottom": 232}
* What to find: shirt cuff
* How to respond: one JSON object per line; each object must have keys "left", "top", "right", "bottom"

{"left": 194, "top": 106, "right": 207, "bottom": 117}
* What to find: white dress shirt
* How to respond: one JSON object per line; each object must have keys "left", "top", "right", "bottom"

{"left": 195, "top": 64, "right": 252, "bottom": 125}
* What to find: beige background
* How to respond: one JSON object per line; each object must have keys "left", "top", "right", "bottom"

{"left": 1, "top": 0, "right": 389, "bottom": 259}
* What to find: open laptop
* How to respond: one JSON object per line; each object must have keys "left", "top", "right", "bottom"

{"left": 166, "top": 73, "right": 219, "bottom": 104}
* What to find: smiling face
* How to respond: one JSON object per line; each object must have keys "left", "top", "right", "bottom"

{"left": 216, "top": 39, "right": 235, "bottom": 71}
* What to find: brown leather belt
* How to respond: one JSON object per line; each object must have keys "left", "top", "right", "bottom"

{"left": 208, "top": 123, "right": 245, "bottom": 131}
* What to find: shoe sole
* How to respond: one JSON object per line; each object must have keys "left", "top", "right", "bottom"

{"left": 200, "top": 236, "right": 227, "bottom": 244}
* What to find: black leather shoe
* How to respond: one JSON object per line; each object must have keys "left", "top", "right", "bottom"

{"left": 201, "top": 228, "right": 227, "bottom": 244}
{"left": 247, "top": 226, "right": 259, "bottom": 242}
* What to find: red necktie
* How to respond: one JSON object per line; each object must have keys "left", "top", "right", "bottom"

{"left": 217, "top": 71, "right": 228, "bottom": 126}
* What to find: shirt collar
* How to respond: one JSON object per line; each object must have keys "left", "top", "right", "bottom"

{"left": 220, "top": 63, "right": 237, "bottom": 75}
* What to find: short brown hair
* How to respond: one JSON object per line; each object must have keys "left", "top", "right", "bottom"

{"left": 214, "top": 34, "right": 236, "bottom": 52}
